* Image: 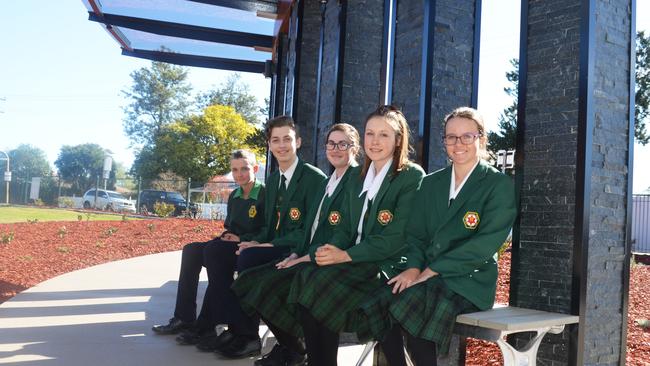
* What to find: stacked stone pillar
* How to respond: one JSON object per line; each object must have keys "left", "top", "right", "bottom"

{"left": 511, "top": 0, "right": 634, "bottom": 364}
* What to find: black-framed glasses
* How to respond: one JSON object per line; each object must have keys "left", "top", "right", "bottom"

{"left": 325, "top": 141, "right": 354, "bottom": 151}
{"left": 442, "top": 133, "right": 482, "bottom": 146}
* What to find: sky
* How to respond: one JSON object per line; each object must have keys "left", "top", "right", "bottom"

{"left": 0, "top": 0, "right": 649, "bottom": 192}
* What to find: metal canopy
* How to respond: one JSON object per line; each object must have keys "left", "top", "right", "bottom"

{"left": 82, "top": 0, "right": 278, "bottom": 73}
{"left": 123, "top": 49, "right": 266, "bottom": 73}
{"left": 187, "top": 0, "right": 277, "bottom": 14}
{"left": 88, "top": 12, "right": 274, "bottom": 49}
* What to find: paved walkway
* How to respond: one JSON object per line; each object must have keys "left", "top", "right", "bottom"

{"left": 0, "top": 251, "right": 371, "bottom": 366}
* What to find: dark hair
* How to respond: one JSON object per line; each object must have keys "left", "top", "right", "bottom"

{"left": 265, "top": 115, "right": 299, "bottom": 141}
{"left": 231, "top": 149, "right": 257, "bottom": 165}
{"left": 326, "top": 123, "right": 361, "bottom": 164}
{"left": 361, "top": 105, "right": 414, "bottom": 177}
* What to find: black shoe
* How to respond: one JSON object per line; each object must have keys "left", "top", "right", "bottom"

{"left": 254, "top": 344, "right": 285, "bottom": 366}
{"left": 284, "top": 349, "right": 307, "bottom": 366}
{"left": 216, "top": 335, "right": 261, "bottom": 359}
{"left": 196, "top": 330, "right": 235, "bottom": 352}
{"left": 254, "top": 344, "right": 306, "bottom": 366}
{"left": 176, "top": 328, "right": 215, "bottom": 345}
{"left": 152, "top": 317, "right": 192, "bottom": 335}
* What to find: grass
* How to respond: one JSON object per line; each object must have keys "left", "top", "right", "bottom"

{"left": 0, "top": 206, "right": 132, "bottom": 223}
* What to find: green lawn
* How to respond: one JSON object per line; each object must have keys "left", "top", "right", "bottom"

{"left": 0, "top": 206, "right": 131, "bottom": 223}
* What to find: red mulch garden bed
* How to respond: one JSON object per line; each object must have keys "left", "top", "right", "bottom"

{"left": 1, "top": 220, "right": 648, "bottom": 364}
{"left": 0, "top": 218, "right": 223, "bottom": 302}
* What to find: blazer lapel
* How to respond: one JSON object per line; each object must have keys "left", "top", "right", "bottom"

{"left": 266, "top": 171, "right": 279, "bottom": 222}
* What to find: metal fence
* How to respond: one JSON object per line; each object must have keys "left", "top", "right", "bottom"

{"left": 1, "top": 175, "right": 236, "bottom": 218}
{"left": 633, "top": 194, "right": 650, "bottom": 254}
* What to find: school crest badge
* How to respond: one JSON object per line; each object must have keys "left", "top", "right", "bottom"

{"left": 328, "top": 211, "right": 341, "bottom": 225}
{"left": 289, "top": 207, "right": 301, "bottom": 221}
{"left": 248, "top": 205, "right": 257, "bottom": 218}
{"left": 463, "top": 211, "right": 480, "bottom": 229}
{"left": 377, "top": 210, "right": 393, "bottom": 226}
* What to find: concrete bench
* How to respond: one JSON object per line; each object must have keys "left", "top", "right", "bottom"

{"left": 454, "top": 306, "right": 578, "bottom": 366}
{"left": 356, "top": 305, "right": 579, "bottom": 366}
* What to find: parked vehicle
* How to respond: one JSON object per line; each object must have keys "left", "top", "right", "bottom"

{"left": 82, "top": 189, "right": 136, "bottom": 213}
{"left": 138, "top": 190, "right": 198, "bottom": 217}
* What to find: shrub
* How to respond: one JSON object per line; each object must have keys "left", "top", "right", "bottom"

{"left": 33, "top": 198, "right": 45, "bottom": 207}
{"left": 105, "top": 227, "right": 118, "bottom": 237}
{"left": 57, "top": 226, "right": 67, "bottom": 239}
{"left": 58, "top": 197, "right": 75, "bottom": 208}
{"left": 153, "top": 202, "right": 175, "bottom": 217}
{"left": 1, "top": 231, "right": 15, "bottom": 244}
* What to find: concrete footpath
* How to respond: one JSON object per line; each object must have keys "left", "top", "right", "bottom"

{"left": 0, "top": 251, "right": 371, "bottom": 365}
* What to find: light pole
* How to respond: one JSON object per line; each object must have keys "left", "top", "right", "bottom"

{"left": 0, "top": 150, "right": 10, "bottom": 204}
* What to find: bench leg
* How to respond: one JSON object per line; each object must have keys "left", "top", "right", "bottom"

{"left": 496, "top": 326, "right": 558, "bottom": 366}
{"left": 356, "top": 341, "right": 377, "bottom": 366}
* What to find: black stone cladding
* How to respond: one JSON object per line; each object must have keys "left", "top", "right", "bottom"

{"left": 514, "top": 0, "right": 632, "bottom": 364}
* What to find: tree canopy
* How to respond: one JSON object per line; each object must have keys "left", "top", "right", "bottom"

{"left": 8, "top": 144, "right": 51, "bottom": 179}
{"left": 122, "top": 61, "right": 192, "bottom": 147}
{"left": 636, "top": 31, "right": 650, "bottom": 145}
{"left": 133, "top": 105, "right": 262, "bottom": 182}
{"left": 54, "top": 144, "right": 116, "bottom": 194}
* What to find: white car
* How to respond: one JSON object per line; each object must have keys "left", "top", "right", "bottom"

{"left": 82, "top": 189, "right": 136, "bottom": 213}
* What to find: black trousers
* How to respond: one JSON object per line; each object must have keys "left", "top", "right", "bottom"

{"left": 172, "top": 240, "right": 214, "bottom": 325}
{"left": 203, "top": 242, "right": 288, "bottom": 337}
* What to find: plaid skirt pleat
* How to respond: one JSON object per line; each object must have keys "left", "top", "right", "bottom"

{"left": 287, "top": 262, "right": 382, "bottom": 335}
{"left": 232, "top": 261, "right": 309, "bottom": 337}
{"left": 388, "top": 277, "right": 478, "bottom": 355}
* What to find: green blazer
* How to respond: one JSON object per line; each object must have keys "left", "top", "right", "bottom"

{"left": 224, "top": 179, "right": 265, "bottom": 242}
{"left": 292, "top": 165, "right": 360, "bottom": 259}
{"left": 329, "top": 162, "right": 425, "bottom": 277}
{"left": 252, "top": 159, "right": 327, "bottom": 247}
{"left": 405, "top": 160, "right": 517, "bottom": 310}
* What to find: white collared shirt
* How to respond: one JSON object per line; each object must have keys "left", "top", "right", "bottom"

{"left": 356, "top": 159, "right": 393, "bottom": 244}
{"left": 309, "top": 167, "right": 348, "bottom": 243}
{"left": 449, "top": 159, "right": 480, "bottom": 205}
{"left": 279, "top": 156, "right": 299, "bottom": 189}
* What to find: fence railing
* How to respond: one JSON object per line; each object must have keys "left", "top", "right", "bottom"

{"left": 633, "top": 194, "right": 650, "bottom": 254}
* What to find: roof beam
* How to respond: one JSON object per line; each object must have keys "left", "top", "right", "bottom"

{"left": 122, "top": 48, "right": 266, "bottom": 73}
{"left": 88, "top": 12, "right": 273, "bottom": 49}
{"left": 186, "top": 0, "right": 277, "bottom": 14}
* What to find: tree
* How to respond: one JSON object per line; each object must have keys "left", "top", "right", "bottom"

{"left": 122, "top": 61, "right": 192, "bottom": 147}
{"left": 139, "top": 105, "right": 262, "bottom": 182}
{"left": 54, "top": 144, "right": 115, "bottom": 194}
{"left": 196, "top": 73, "right": 267, "bottom": 152}
{"left": 487, "top": 59, "right": 518, "bottom": 156}
{"left": 636, "top": 31, "right": 650, "bottom": 145}
{"left": 8, "top": 144, "right": 51, "bottom": 179}
{"left": 7, "top": 145, "right": 58, "bottom": 205}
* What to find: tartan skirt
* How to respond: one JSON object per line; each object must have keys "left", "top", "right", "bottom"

{"left": 287, "top": 262, "right": 382, "bottom": 335}
{"left": 232, "top": 261, "right": 308, "bottom": 337}
{"left": 386, "top": 277, "right": 478, "bottom": 355}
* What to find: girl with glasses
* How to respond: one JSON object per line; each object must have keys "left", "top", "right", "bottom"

{"left": 373, "top": 107, "right": 517, "bottom": 365}
{"left": 233, "top": 123, "right": 361, "bottom": 366}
